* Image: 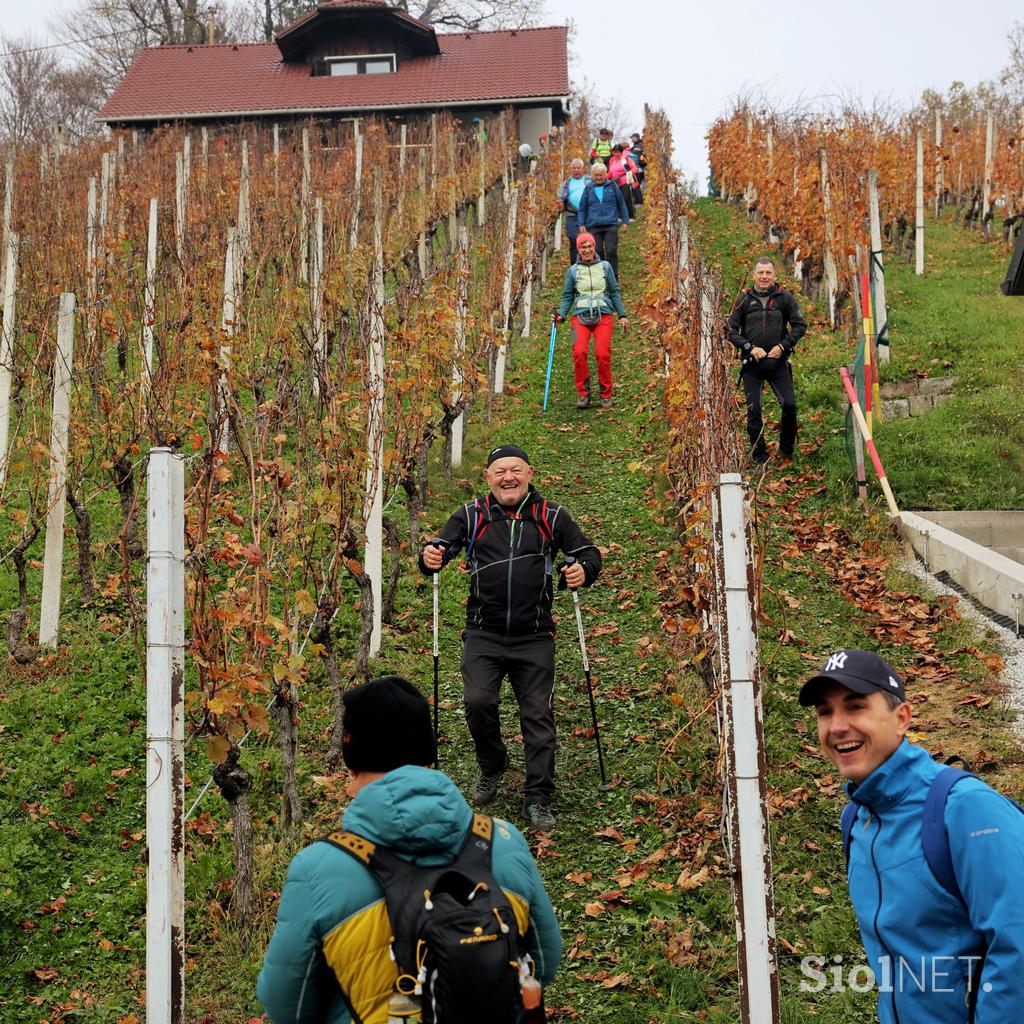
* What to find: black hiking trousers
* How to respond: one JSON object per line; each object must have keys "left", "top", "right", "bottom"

{"left": 461, "top": 629, "right": 556, "bottom": 807}
{"left": 743, "top": 361, "right": 797, "bottom": 457}
{"left": 589, "top": 225, "right": 619, "bottom": 276}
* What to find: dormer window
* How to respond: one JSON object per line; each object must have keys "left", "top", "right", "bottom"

{"left": 324, "top": 53, "right": 396, "bottom": 76}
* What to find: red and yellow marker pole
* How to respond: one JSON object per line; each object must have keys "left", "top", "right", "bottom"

{"left": 840, "top": 367, "right": 900, "bottom": 518}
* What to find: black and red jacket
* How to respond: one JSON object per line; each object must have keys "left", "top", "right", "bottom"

{"left": 726, "top": 283, "right": 807, "bottom": 371}
{"left": 418, "top": 486, "right": 601, "bottom": 636}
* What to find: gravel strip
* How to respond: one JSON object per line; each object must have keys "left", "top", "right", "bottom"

{"left": 901, "top": 555, "right": 1024, "bottom": 734}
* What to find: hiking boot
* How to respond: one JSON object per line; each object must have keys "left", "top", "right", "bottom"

{"left": 576, "top": 393, "right": 590, "bottom": 409}
{"left": 525, "top": 803, "right": 556, "bottom": 833}
{"left": 750, "top": 449, "right": 770, "bottom": 466}
{"left": 599, "top": 396, "right": 613, "bottom": 409}
{"left": 474, "top": 771, "right": 504, "bottom": 806}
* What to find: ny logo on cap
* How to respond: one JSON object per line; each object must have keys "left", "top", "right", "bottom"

{"left": 825, "top": 651, "right": 848, "bottom": 672}
{"left": 888, "top": 676, "right": 900, "bottom": 689}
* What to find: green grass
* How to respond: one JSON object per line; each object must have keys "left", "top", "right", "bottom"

{"left": 2, "top": 199, "right": 1020, "bottom": 1023}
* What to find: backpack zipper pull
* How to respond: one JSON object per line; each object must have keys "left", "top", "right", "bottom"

{"left": 423, "top": 888, "right": 433, "bottom": 910}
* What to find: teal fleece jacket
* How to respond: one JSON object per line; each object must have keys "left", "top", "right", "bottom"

{"left": 844, "top": 739, "right": 1024, "bottom": 1023}
{"left": 257, "top": 766, "right": 562, "bottom": 1023}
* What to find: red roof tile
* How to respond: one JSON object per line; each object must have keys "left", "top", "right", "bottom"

{"left": 98, "top": 26, "right": 569, "bottom": 122}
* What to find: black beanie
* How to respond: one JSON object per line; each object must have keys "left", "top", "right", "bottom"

{"left": 341, "top": 675, "right": 436, "bottom": 773}
{"left": 486, "top": 444, "right": 530, "bottom": 467}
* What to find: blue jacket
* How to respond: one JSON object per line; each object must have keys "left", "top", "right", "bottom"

{"left": 577, "top": 181, "right": 628, "bottom": 229}
{"left": 844, "top": 739, "right": 1024, "bottom": 1024}
{"left": 257, "top": 766, "right": 562, "bottom": 1023}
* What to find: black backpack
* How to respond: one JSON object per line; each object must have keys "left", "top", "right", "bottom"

{"left": 324, "top": 813, "right": 528, "bottom": 1023}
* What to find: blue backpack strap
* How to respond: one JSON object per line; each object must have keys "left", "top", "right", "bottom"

{"left": 922, "top": 767, "right": 974, "bottom": 908}
{"left": 840, "top": 802, "right": 859, "bottom": 869}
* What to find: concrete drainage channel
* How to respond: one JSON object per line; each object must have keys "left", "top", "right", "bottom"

{"left": 900, "top": 511, "right": 1024, "bottom": 730}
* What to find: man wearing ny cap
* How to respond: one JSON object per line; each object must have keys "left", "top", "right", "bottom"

{"left": 419, "top": 445, "right": 602, "bottom": 832}
{"left": 257, "top": 675, "right": 561, "bottom": 1023}
{"left": 801, "top": 649, "right": 1024, "bottom": 1024}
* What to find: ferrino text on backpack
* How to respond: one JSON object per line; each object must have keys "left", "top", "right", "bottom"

{"left": 323, "top": 812, "right": 539, "bottom": 1023}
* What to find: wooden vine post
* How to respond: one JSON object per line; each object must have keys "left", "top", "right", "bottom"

{"left": 142, "top": 198, "right": 158, "bottom": 392}
{"left": 867, "top": 169, "right": 890, "bottom": 362}
{"left": 0, "top": 231, "right": 18, "bottom": 490}
{"left": 495, "top": 185, "right": 519, "bottom": 394}
{"left": 39, "top": 293, "right": 77, "bottom": 648}
{"left": 451, "top": 222, "right": 469, "bottom": 468}
{"left": 915, "top": 131, "right": 925, "bottom": 275}
{"left": 365, "top": 171, "right": 386, "bottom": 658}
{"left": 819, "top": 147, "right": 838, "bottom": 328}
{"left": 146, "top": 446, "right": 186, "bottom": 1024}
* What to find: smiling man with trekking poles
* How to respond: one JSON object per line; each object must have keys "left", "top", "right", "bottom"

{"left": 419, "top": 444, "right": 602, "bottom": 833}
{"left": 802, "top": 649, "right": 1024, "bottom": 1023}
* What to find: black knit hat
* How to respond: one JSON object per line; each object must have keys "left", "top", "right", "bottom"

{"left": 486, "top": 444, "right": 530, "bottom": 467}
{"left": 342, "top": 675, "right": 436, "bottom": 772}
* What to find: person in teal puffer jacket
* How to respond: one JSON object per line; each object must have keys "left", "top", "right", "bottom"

{"left": 257, "top": 675, "right": 562, "bottom": 1023}
{"left": 801, "top": 649, "right": 1024, "bottom": 1024}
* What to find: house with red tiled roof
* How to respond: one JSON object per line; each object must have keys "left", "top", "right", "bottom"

{"left": 98, "top": 0, "right": 570, "bottom": 147}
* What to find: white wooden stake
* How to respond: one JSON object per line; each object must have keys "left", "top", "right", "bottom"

{"left": 982, "top": 111, "right": 995, "bottom": 230}
{"left": 272, "top": 122, "right": 280, "bottom": 190}
{"left": 867, "top": 169, "right": 890, "bottom": 363}
{"left": 714, "top": 472, "right": 781, "bottom": 1024}
{"left": 398, "top": 123, "right": 408, "bottom": 218}
{"left": 1, "top": 156, "right": 13, "bottom": 291}
{"left": 142, "top": 198, "right": 158, "bottom": 392}
{"left": 451, "top": 223, "right": 469, "bottom": 468}
{"left": 495, "top": 185, "right": 519, "bottom": 394}
{"left": 39, "top": 293, "right": 76, "bottom": 648}
{"left": 915, "top": 131, "right": 925, "bottom": 275}
{"left": 417, "top": 150, "right": 428, "bottom": 276}
{"left": 447, "top": 130, "right": 457, "bottom": 247}
{"left": 478, "top": 122, "right": 486, "bottom": 227}
{"left": 100, "top": 151, "right": 112, "bottom": 255}
{"left": 365, "top": 172, "right": 386, "bottom": 658}
{"left": 200, "top": 127, "right": 208, "bottom": 170}
{"left": 146, "top": 446, "right": 185, "bottom": 1024}
{"left": 0, "top": 231, "right": 17, "bottom": 490}
{"left": 237, "top": 140, "right": 250, "bottom": 258}
{"left": 300, "top": 128, "right": 310, "bottom": 283}
{"left": 521, "top": 200, "right": 536, "bottom": 338}
{"left": 348, "top": 134, "right": 363, "bottom": 252}
{"left": 934, "top": 111, "right": 943, "bottom": 216}
{"left": 174, "top": 152, "right": 185, "bottom": 272}
{"left": 86, "top": 177, "right": 98, "bottom": 352}
{"left": 554, "top": 212, "right": 562, "bottom": 252}
{"left": 311, "top": 197, "right": 325, "bottom": 371}
{"left": 216, "top": 227, "right": 238, "bottom": 453}
{"left": 819, "top": 149, "right": 838, "bottom": 328}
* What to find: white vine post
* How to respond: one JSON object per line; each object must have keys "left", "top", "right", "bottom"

{"left": 349, "top": 133, "right": 363, "bottom": 252}
{"left": 698, "top": 277, "right": 716, "bottom": 396}
{"left": 174, "top": 151, "right": 185, "bottom": 277}
{"left": 0, "top": 231, "right": 17, "bottom": 489}
{"left": 300, "top": 128, "right": 311, "bottom": 283}
{"left": 713, "top": 472, "right": 781, "bottom": 1024}
{"left": 982, "top": 111, "right": 995, "bottom": 238}
{"left": 237, "top": 140, "right": 251, "bottom": 259}
{"left": 142, "top": 198, "right": 158, "bottom": 393}
{"left": 146, "top": 445, "right": 185, "bottom": 1024}
{"left": 819, "top": 148, "right": 838, "bottom": 328}
{"left": 447, "top": 130, "right": 457, "bottom": 247}
{"left": 915, "top": 131, "right": 925, "bottom": 276}
{"left": 398, "top": 122, "right": 408, "bottom": 215}
{"left": 477, "top": 121, "right": 486, "bottom": 227}
{"left": 521, "top": 192, "right": 536, "bottom": 338}
{"left": 216, "top": 227, "right": 238, "bottom": 454}
{"left": 311, "top": 196, "right": 326, "bottom": 381}
{"left": 365, "top": 171, "right": 386, "bottom": 658}
{"left": 1, "top": 156, "right": 13, "bottom": 288}
{"left": 451, "top": 223, "right": 469, "bottom": 468}
{"left": 86, "top": 177, "right": 98, "bottom": 352}
{"left": 867, "top": 169, "right": 890, "bottom": 363}
{"left": 934, "top": 111, "right": 943, "bottom": 217}
{"left": 273, "top": 122, "right": 280, "bottom": 191}
{"left": 495, "top": 185, "right": 519, "bottom": 394}
{"left": 39, "top": 293, "right": 76, "bottom": 648}
{"left": 417, "top": 149, "right": 429, "bottom": 277}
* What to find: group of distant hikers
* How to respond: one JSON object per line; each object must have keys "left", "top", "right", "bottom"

{"left": 253, "top": 126, "right": 1024, "bottom": 1024}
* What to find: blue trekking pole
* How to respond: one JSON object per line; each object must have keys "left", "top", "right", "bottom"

{"left": 543, "top": 318, "right": 558, "bottom": 411}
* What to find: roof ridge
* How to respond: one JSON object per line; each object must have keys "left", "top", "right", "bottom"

{"left": 150, "top": 41, "right": 277, "bottom": 50}
{"left": 437, "top": 24, "right": 567, "bottom": 37}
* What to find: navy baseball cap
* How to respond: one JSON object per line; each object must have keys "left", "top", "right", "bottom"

{"left": 798, "top": 649, "right": 907, "bottom": 706}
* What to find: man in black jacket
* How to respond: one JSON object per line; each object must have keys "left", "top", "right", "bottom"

{"left": 727, "top": 257, "right": 807, "bottom": 464}
{"left": 419, "top": 444, "right": 602, "bottom": 833}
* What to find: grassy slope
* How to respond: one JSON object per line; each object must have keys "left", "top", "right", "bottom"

{"left": 2, "top": 198, "right": 1020, "bottom": 1024}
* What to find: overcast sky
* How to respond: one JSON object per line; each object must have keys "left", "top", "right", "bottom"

{"left": 3, "top": 0, "right": 1021, "bottom": 188}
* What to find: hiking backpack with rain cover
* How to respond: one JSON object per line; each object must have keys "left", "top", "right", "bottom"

{"left": 324, "top": 812, "right": 531, "bottom": 1023}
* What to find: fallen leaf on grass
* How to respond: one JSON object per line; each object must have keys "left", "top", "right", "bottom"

{"left": 601, "top": 973, "right": 633, "bottom": 989}
{"left": 565, "top": 871, "right": 592, "bottom": 886}
{"left": 31, "top": 966, "right": 59, "bottom": 983}
{"left": 584, "top": 902, "right": 605, "bottom": 917}
{"left": 676, "top": 865, "right": 709, "bottom": 891}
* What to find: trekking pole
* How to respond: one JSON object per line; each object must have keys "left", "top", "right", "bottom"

{"left": 543, "top": 318, "right": 558, "bottom": 411}
{"left": 429, "top": 538, "right": 446, "bottom": 762}
{"left": 564, "top": 556, "right": 607, "bottom": 785}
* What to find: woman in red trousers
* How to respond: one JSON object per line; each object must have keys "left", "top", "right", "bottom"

{"left": 554, "top": 233, "right": 628, "bottom": 409}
